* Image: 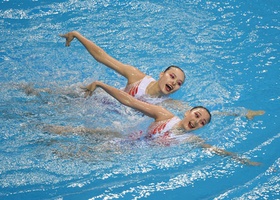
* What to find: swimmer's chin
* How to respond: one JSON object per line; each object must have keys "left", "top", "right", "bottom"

{"left": 187, "top": 121, "right": 195, "bottom": 130}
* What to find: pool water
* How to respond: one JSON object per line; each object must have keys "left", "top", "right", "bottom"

{"left": 0, "top": 0, "right": 279, "bottom": 199}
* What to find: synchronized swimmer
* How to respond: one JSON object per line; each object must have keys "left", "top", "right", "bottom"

{"left": 60, "top": 31, "right": 264, "bottom": 120}
{"left": 47, "top": 80, "right": 261, "bottom": 166}
{"left": 60, "top": 31, "right": 185, "bottom": 100}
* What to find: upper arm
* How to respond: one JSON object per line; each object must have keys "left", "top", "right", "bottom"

{"left": 161, "top": 99, "right": 190, "bottom": 111}
{"left": 96, "top": 51, "right": 145, "bottom": 84}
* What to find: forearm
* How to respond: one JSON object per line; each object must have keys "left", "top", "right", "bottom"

{"left": 211, "top": 108, "right": 265, "bottom": 120}
{"left": 72, "top": 31, "right": 106, "bottom": 63}
{"left": 202, "top": 144, "right": 233, "bottom": 156}
{"left": 95, "top": 81, "right": 162, "bottom": 119}
{"left": 70, "top": 31, "right": 140, "bottom": 79}
{"left": 161, "top": 99, "right": 190, "bottom": 111}
{"left": 201, "top": 143, "right": 261, "bottom": 166}
{"left": 211, "top": 111, "right": 239, "bottom": 117}
{"left": 96, "top": 82, "right": 136, "bottom": 108}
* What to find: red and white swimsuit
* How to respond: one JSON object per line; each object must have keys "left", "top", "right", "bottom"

{"left": 147, "top": 116, "right": 181, "bottom": 139}
{"left": 123, "top": 76, "right": 155, "bottom": 98}
{"left": 123, "top": 76, "right": 167, "bottom": 104}
{"left": 147, "top": 116, "right": 195, "bottom": 146}
{"left": 127, "top": 116, "right": 194, "bottom": 146}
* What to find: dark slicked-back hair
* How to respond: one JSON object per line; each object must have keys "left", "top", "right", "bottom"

{"left": 163, "top": 65, "right": 186, "bottom": 82}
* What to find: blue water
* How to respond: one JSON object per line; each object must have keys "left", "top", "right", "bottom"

{"left": 1, "top": 0, "right": 279, "bottom": 199}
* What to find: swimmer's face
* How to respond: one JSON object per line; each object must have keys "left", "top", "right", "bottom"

{"left": 158, "top": 67, "right": 185, "bottom": 95}
{"left": 182, "top": 108, "right": 211, "bottom": 131}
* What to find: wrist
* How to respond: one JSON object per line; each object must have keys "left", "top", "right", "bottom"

{"left": 72, "top": 31, "right": 79, "bottom": 38}
{"left": 95, "top": 81, "right": 102, "bottom": 87}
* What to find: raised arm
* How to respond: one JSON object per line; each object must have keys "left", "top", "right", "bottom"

{"left": 60, "top": 31, "right": 145, "bottom": 84}
{"left": 83, "top": 81, "right": 174, "bottom": 121}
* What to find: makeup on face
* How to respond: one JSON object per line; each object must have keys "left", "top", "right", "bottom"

{"left": 160, "top": 68, "right": 185, "bottom": 94}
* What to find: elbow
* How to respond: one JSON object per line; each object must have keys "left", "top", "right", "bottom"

{"left": 117, "top": 92, "right": 134, "bottom": 107}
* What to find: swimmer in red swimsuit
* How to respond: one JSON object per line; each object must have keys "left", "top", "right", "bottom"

{"left": 80, "top": 81, "right": 260, "bottom": 166}
{"left": 60, "top": 31, "right": 185, "bottom": 99}
{"left": 47, "top": 81, "right": 261, "bottom": 166}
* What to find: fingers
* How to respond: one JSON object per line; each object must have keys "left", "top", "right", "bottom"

{"left": 59, "top": 34, "right": 66, "bottom": 38}
{"left": 65, "top": 40, "right": 71, "bottom": 47}
{"left": 246, "top": 110, "right": 265, "bottom": 120}
{"left": 59, "top": 33, "right": 72, "bottom": 46}
{"left": 84, "top": 91, "right": 93, "bottom": 98}
{"left": 250, "top": 161, "right": 262, "bottom": 166}
{"left": 84, "top": 91, "right": 89, "bottom": 98}
{"left": 80, "top": 87, "right": 89, "bottom": 97}
{"left": 80, "top": 86, "right": 93, "bottom": 98}
{"left": 242, "top": 158, "right": 262, "bottom": 166}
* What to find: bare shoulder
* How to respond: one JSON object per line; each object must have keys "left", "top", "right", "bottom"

{"left": 125, "top": 64, "right": 146, "bottom": 84}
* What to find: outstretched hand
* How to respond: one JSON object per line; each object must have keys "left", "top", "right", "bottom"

{"left": 246, "top": 110, "right": 265, "bottom": 120}
{"left": 224, "top": 152, "right": 262, "bottom": 166}
{"left": 201, "top": 144, "right": 262, "bottom": 166}
{"left": 246, "top": 160, "right": 262, "bottom": 166}
{"left": 80, "top": 82, "right": 97, "bottom": 98}
{"left": 233, "top": 156, "right": 262, "bottom": 166}
{"left": 59, "top": 32, "right": 75, "bottom": 47}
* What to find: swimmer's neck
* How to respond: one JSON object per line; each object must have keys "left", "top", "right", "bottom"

{"left": 146, "top": 81, "right": 164, "bottom": 97}
{"left": 172, "top": 122, "right": 187, "bottom": 134}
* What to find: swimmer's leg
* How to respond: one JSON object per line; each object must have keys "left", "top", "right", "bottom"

{"left": 43, "top": 125, "right": 74, "bottom": 134}
{"left": 43, "top": 124, "right": 122, "bottom": 137}
{"left": 20, "top": 83, "right": 85, "bottom": 98}
{"left": 43, "top": 124, "right": 124, "bottom": 154}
